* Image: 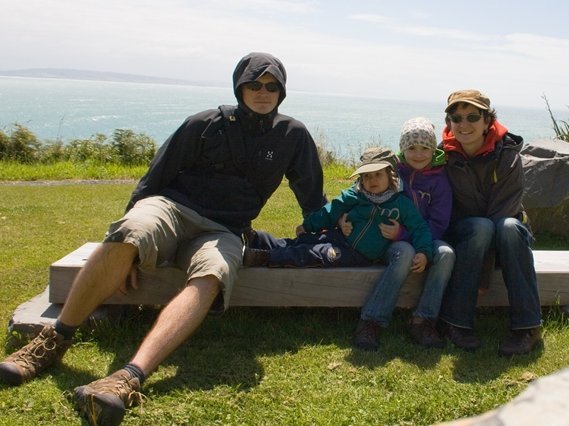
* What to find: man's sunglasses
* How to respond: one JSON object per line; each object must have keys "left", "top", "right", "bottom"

{"left": 244, "top": 81, "right": 280, "bottom": 93}
{"left": 449, "top": 113, "right": 482, "bottom": 123}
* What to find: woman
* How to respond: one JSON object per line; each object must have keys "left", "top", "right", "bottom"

{"left": 438, "top": 89, "right": 542, "bottom": 356}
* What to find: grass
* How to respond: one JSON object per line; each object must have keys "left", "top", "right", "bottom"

{"left": 0, "top": 166, "right": 568, "bottom": 425}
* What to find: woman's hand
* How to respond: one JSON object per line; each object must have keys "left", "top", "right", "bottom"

{"left": 295, "top": 224, "right": 306, "bottom": 236}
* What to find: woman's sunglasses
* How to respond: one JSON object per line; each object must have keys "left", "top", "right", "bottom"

{"left": 448, "top": 113, "right": 483, "bottom": 123}
{"left": 244, "top": 81, "right": 280, "bottom": 93}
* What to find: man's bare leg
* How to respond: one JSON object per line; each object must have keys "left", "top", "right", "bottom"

{"left": 59, "top": 242, "right": 138, "bottom": 327}
{"left": 0, "top": 242, "right": 138, "bottom": 386}
{"left": 129, "top": 275, "right": 220, "bottom": 376}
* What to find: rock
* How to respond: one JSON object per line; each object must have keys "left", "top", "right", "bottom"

{"left": 438, "top": 367, "right": 569, "bottom": 426}
{"left": 521, "top": 138, "right": 569, "bottom": 238}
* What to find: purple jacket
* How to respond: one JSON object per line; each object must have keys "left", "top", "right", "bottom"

{"left": 398, "top": 162, "right": 452, "bottom": 241}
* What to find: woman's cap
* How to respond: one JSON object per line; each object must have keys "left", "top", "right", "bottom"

{"left": 399, "top": 117, "right": 437, "bottom": 152}
{"left": 445, "top": 89, "right": 490, "bottom": 112}
{"left": 349, "top": 147, "right": 397, "bottom": 178}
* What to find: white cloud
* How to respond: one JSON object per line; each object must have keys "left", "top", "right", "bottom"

{"left": 1, "top": 0, "right": 568, "bottom": 109}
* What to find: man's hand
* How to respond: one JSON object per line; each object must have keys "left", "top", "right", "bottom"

{"left": 379, "top": 219, "right": 400, "bottom": 240}
{"left": 295, "top": 224, "right": 306, "bottom": 236}
{"left": 410, "top": 253, "right": 427, "bottom": 273}
{"left": 338, "top": 213, "right": 353, "bottom": 236}
{"left": 119, "top": 264, "right": 139, "bottom": 295}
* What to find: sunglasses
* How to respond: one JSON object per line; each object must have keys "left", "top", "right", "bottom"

{"left": 244, "top": 81, "right": 280, "bottom": 93}
{"left": 448, "top": 113, "right": 483, "bottom": 123}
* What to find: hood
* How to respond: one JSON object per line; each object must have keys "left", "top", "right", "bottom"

{"left": 442, "top": 119, "right": 509, "bottom": 157}
{"left": 233, "top": 52, "right": 287, "bottom": 107}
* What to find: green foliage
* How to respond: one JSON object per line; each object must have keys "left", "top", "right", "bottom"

{"left": 0, "top": 123, "right": 42, "bottom": 163}
{"left": 110, "top": 129, "right": 157, "bottom": 165}
{"left": 0, "top": 123, "right": 157, "bottom": 165}
{"left": 543, "top": 94, "right": 569, "bottom": 142}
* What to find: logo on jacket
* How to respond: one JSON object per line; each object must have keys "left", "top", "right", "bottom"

{"left": 264, "top": 150, "right": 274, "bottom": 161}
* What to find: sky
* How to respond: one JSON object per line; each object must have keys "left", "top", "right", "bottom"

{"left": 2, "top": 0, "right": 569, "bottom": 110}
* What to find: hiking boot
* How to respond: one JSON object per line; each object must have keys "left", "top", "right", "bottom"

{"left": 0, "top": 325, "right": 72, "bottom": 386}
{"left": 498, "top": 327, "right": 543, "bottom": 357}
{"left": 243, "top": 248, "right": 270, "bottom": 267}
{"left": 74, "top": 369, "right": 142, "bottom": 426}
{"left": 409, "top": 317, "right": 444, "bottom": 348}
{"left": 438, "top": 321, "right": 481, "bottom": 351}
{"left": 353, "top": 319, "right": 381, "bottom": 351}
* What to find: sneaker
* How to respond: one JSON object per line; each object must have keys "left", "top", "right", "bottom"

{"left": 438, "top": 321, "right": 481, "bottom": 351}
{"left": 0, "top": 325, "right": 72, "bottom": 386}
{"left": 353, "top": 319, "right": 381, "bottom": 351}
{"left": 498, "top": 327, "right": 542, "bottom": 357}
{"left": 242, "top": 248, "right": 270, "bottom": 267}
{"left": 409, "top": 317, "right": 444, "bottom": 348}
{"left": 74, "top": 369, "right": 142, "bottom": 426}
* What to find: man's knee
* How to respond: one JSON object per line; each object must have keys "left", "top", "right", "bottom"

{"left": 186, "top": 275, "right": 222, "bottom": 304}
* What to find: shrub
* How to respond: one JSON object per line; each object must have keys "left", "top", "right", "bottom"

{"left": 543, "top": 94, "right": 569, "bottom": 142}
{"left": 0, "top": 123, "right": 42, "bottom": 163}
{"left": 66, "top": 133, "right": 112, "bottom": 163}
{"left": 110, "top": 129, "right": 156, "bottom": 165}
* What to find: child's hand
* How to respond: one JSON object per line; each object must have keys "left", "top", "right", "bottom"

{"left": 410, "top": 253, "right": 427, "bottom": 273}
{"left": 295, "top": 224, "right": 306, "bottom": 236}
{"left": 338, "top": 213, "right": 353, "bottom": 236}
{"left": 379, "top": 219, "right": 400, "bottom": 240}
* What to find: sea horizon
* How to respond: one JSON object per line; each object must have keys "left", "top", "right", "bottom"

{"left": 0, "top": 75, "right": 562, "bottom": 161}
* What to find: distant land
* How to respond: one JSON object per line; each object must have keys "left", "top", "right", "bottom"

{"left": 0, "top": 68, "right": 227, "bottom": 88}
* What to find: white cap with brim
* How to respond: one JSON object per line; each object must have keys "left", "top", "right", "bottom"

{"left": 349, "top": 162, "right": 392, "bottom": 178}
{"left": 349, "top": 147, "right": 397, "bottom": 178}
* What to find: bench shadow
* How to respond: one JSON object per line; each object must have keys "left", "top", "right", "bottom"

{"left": 49, "top": 306, "right": 363, "bottom": 395}
{"left": 6, "top": 306, "right": 545, "bottom": 397}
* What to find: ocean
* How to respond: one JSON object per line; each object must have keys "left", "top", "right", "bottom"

{"left": 0, "top": 76, "right": 559, "bottom": 161}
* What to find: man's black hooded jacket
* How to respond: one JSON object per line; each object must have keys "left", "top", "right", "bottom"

{"left": 127, "top": 52, "right": 326, "bottom": 235}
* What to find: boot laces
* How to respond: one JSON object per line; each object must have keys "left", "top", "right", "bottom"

{"left": 7, "top": 327, "right": 62, "bottom": 372}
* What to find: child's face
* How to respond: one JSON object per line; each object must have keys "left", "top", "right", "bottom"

{"left": 361, "top": 168, "right": 390, "bottom": 194}
{"left": 403, "top": 145, "right": 434, "bottom": 171}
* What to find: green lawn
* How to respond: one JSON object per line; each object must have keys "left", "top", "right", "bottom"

{"left": 0, "top": 172, "right": 568, "bottom": 425}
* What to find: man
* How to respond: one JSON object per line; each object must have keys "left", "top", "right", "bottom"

{"left": 0, "top": 52, "right": 326, "bottom": 425}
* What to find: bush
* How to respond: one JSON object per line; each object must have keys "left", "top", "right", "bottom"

{"left": 66, "top": 133, "right": 112, "bottom": 163}
{"left": 543, "top": 94, "right": 569, "bottom": 142}
{"left": 111, "top": 129, "right": 156, "bottom": 165}
{"left": 0, "top": 124, "right": 157, "bottom": 166}
{"left": 0, "top": 123, "right": 42, "bottom": 163}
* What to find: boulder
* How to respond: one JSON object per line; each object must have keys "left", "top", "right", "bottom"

{"left": 438, "top": 367, "right": 569, "bottom": 426}
{"left": 521, "top": 138, "right": 569, "bottom": 238}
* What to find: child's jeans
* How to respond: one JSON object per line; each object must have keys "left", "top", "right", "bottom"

{"left": 360, "top": 241, "right": 415, "bottom": 327}
{"left": 413, "top": 240, "right": 455, "bottom": 319}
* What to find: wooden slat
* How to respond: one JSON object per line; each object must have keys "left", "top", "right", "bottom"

{"left": 49, "top": 243, "right": 569, "bottom": 308}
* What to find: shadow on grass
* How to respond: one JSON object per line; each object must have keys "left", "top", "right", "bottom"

{"left": 51, "top": 306, "right": 363, "bottom": 395}
{"left": 5, "top": 305, "right": 549, "bottom": 397}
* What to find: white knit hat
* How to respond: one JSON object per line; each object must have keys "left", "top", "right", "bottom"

{"left": 399, "top": 117, "right": 437, "bottom": 152}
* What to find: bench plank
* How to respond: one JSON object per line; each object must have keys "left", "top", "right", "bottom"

{"left": 49, "top": 243, "right": 569, "bottom": 308}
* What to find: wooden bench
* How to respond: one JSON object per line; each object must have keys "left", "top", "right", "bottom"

{"left": 48, "top": 242, "right": 569, "bottom": 308}
{"left": 8, "top": 243, "right": 569, "bottom": 337}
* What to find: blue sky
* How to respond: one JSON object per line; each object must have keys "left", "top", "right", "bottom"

{"left": 2, "top": 0, "right": 568, "bottom": 109}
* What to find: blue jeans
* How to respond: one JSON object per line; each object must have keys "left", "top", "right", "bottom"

{"left": 414, "top": 240, "right": 455, "bottom": 319}
{"left": 439, "top": 217, "right": 542, "bottom": 330}
{"left": 360, "top": 241, "right": 415, "bottom": 327}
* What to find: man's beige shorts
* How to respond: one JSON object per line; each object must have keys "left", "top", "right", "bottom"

{"left": 104, "top": 196, "right": 243, "bottom": 310}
